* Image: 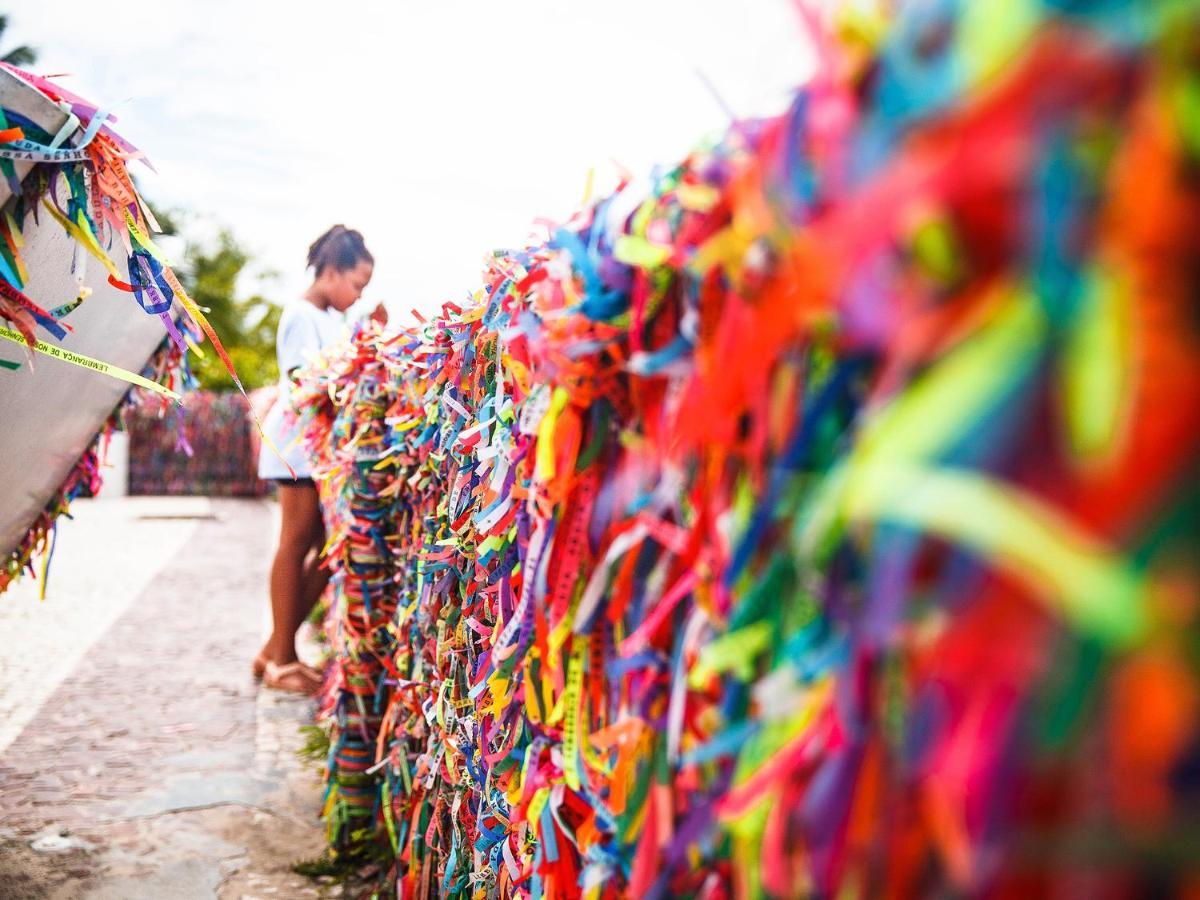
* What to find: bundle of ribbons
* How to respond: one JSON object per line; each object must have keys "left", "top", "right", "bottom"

{"left": 0, "top": 63, "right": 255, "bottom": 593}
{"left": 296, "top": 1, "right": 1200, "bottom": 896}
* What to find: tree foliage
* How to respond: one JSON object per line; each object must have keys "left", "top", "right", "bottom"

{"left": 0, "top": 15, "right": 36, "bottom": 68}
{"left": 180, "top": 230, "right": 280, "bottom": 391}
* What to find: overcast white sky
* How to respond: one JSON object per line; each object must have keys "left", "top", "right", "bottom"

{"left": 6, "top": 0, "right": 814, "bottom": 317}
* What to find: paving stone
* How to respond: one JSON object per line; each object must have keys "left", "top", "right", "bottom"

{"left": 0, "top": 497, "right": 328, "bottom": 898}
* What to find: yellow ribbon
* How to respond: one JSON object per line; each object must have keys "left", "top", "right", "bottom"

{"left": 40, "top": 200, "right": 121, "bottom": 279}
{"left": 0, "top": 326, "right": 180, "bottom": 400}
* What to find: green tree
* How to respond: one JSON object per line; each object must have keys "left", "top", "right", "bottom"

{"left": 0, "top": 15, "right": 36, "bottom": 67}
{"left": 180, "top": 229, "right": 280, "bottom": 391}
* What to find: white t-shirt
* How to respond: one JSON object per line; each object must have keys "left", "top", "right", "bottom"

{"left": 257, "top": 300, "right": 347, "bottom": 480}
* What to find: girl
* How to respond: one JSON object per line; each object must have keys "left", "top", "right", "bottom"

{"left": 255, "top": 225, "right": 379, "bottom": 693}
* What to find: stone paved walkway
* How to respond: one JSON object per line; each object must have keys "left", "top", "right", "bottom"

{"left": 0, "top": 497, "right": 332, "bottom": 899}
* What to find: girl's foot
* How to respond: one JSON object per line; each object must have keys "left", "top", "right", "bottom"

{"left": 262, "top": 660, "right": 323, "bottom": 695}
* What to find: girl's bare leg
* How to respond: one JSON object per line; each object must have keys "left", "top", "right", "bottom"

{"left": 265, "top": 482, "right": 324, "bottom": 665}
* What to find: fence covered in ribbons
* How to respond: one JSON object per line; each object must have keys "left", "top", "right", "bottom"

{"left": 125, "top": 389, "right": 272, "bottom": 497}
{"left": 296, "top": 2, "right": 1200, "bottom": 896}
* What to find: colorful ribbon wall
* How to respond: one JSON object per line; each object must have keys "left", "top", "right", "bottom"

{"left": 125, "top": 389, "right": 272, "bottom": 497}
{"left": 297, "top": 2, "right": 1200, "bottom": 896}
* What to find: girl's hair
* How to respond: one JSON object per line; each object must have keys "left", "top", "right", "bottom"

{"left": 307, "top": 225, "right": 373, "bottom": 275}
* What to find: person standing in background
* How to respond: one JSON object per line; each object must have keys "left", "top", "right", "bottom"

{"left": 254, "top": 225, "right": 384, "bottom": 693}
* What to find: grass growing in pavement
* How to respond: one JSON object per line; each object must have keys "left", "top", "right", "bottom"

{"left": 297, "top": 723, "right": 331, "bottom": 765}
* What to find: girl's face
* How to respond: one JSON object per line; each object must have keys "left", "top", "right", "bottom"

{"left": 322, "top": 260, "right": 373, "bottom": 312}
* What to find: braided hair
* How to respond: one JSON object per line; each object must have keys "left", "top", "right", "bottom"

{"left": 307, "top": 225, "right": 373, "bottom": 275}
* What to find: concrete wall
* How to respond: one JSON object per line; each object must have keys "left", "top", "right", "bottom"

{"left": 0, "top": 72, "right": 169, "bottom": 557}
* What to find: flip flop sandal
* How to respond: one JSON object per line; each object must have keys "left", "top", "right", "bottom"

{"left": 263, "top": 660, "right": 323, "bottom": 695}
{"left": 254, "top": 651, "right": 323, "bottom": 682}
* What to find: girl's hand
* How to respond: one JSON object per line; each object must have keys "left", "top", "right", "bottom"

{"left": 369, "top": 302, "right": 389, "bottom": 326}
